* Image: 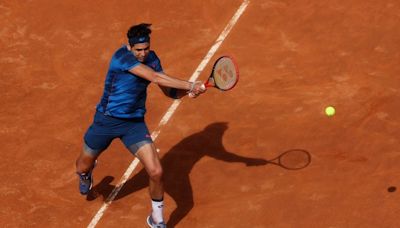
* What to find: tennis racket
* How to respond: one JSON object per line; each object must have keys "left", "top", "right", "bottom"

{"left": 189, "top": 56, "right": 239, "bottom": 96}
{"left": 204, "top": 55, "right": 239, "bottom": 90}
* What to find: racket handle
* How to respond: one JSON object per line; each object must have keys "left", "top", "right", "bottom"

{"left": 188, "top": 83, "right": 206, "bottom": 98}
{"left": 188, "top": 92, "right": 195, "bottom": 98}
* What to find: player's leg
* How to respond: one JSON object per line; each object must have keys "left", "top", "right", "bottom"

{"left": 129, "top": 142, "right": 166, "bottom": 227}
{"left": 76, "top": 143, "right": 98, "bottom": 174}
{"left": 122, "top": 119, "right": 165, "bottom": 226}
{"left": 135, "top": 143, "right": 164, "bottom": 199}
{"left": 75, "top": 143, "right": 101, "bottom": 195}
{"left": 76, "top": 111, "right": 115, "bottom": 195}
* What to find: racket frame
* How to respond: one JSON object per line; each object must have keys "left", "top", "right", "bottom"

{"left": 272, "top": 149, "right": 311, "bottom": 170}
{"left": 205, "top": 55, "right": 239, "bottom": 91}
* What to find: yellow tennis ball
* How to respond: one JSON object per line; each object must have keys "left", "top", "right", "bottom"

{"left": 325, "top": 106, "right": 335, "bottom": 117}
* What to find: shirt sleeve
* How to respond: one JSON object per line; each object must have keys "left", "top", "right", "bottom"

{"left": 152, "top": 52, "right": 163, "bottom": 72}
{"left": 155, "top": 59, "right": 163, "bottom": 72}
{"left": 120, "top": 53, "right": 140, "bottom": 71}
{"left": 110, "top": 47, "right": 141, "bottom": 71}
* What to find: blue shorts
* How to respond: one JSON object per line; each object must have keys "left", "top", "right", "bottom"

{"left": 83, "top": 111, "right": 153, "bottom": 156}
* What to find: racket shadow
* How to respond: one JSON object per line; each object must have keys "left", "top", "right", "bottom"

{"left": 266, "top": 149, "right": 312, "bottom": 170}
{"left": 103, "top": 122, "right": 267, "bottom": 227}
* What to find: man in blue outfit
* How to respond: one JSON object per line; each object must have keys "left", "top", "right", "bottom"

{"left": 75, "top": 23, "right": 205, "bottom": 228}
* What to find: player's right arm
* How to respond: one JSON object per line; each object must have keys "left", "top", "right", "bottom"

{"left": 129, "top": 63, "right": 205, "bottom": 96}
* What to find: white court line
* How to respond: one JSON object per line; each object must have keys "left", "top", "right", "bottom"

{"left": 87, "top": 1, "right": 250, "bottom": 227}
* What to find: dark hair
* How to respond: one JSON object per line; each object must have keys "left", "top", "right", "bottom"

{"left": 127, "top": 23, "right": 152, "bottom": 45}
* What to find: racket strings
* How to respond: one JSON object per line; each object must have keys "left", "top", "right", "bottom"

{"left": 278, "top": 150, "right": 311, "bottom": 170}
{"left": 213, "top": 57, "right": 238, "bottom": 90}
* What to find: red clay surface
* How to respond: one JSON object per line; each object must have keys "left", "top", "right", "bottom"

{"left": 1, "top": 0, "right": 400, "bottom": 227}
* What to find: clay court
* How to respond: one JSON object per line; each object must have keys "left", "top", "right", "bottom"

{"left": 1, "top": 0, "right": 400, "bottom": 227}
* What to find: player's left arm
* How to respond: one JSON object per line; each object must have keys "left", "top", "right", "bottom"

{"left": 154, "top": 59, "right": 200, "bottom": 99}
{"left": 158, "top": 86, "right": 191, "bottom": 99}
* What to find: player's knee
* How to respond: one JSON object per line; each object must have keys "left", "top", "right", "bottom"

{"left": 148, "top": 166, "right": 163, "bottom": 181}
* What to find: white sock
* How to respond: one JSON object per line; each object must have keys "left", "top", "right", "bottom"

{"left": 151, "top": 199, "right": 164, "bottom": 224}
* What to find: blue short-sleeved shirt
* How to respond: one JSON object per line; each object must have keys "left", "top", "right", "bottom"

{"left": 96, "top": 45, "right": 163, "bottom": 119}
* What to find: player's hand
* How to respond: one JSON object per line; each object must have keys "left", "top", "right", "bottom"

{"left": 192, "top": 81, "right": 206, "bottom": 94}
{"left": 188, "top": 81, "right": 206, "bottom": 98}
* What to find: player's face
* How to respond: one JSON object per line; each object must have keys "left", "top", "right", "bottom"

{"left": 131, "top": 42, "right": 150, "bottom": 62}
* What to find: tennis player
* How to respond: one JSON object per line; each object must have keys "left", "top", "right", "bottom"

{"left": 75, "top": 23, "right": 205, "bottom": 228}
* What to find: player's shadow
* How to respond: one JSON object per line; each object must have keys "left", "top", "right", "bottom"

{"left": 86, "top": 176, "right": 115, "bottom": 201}
{"left": 89, "top": 122, "right": 266, "bottom": 227}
